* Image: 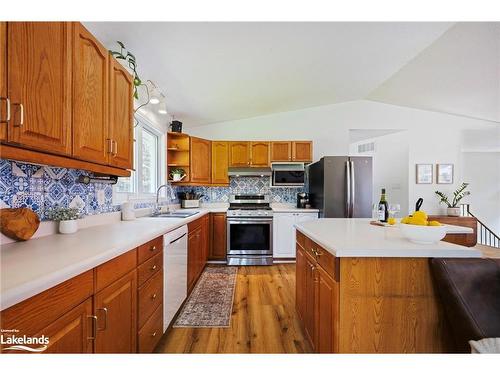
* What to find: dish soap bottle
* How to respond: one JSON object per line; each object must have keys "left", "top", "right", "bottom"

{"left": 378, "top": 188, "right": 389, "bottom": 223}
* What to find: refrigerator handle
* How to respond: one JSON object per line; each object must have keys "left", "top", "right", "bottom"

{"left": 350, "top": 161, "right": 355, "bottom": 218}
{"left": 345, "top": 161, "right": 351, "bottom": 218}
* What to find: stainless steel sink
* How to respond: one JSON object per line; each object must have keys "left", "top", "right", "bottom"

{"left": 150, "top": 211, "right": 199, "bottom": 218}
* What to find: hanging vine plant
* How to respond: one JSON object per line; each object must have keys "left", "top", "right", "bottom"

{"left": 109, "top": 41, "right": 142, "bottom": 99}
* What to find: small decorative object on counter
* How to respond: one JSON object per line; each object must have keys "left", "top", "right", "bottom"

{"left": 121, "top": 201, "right": 136, "bottom": 221}
{"left": 47, "top": 207, "right": 83, "bottom": 234}
{"left": 169, "top": 168, "right": 186, "bottom": 182}
{"left": 0, "top": 207, "right": 40, "bottom": 241}
{"left": 435, "top": 182, "right": 470, "bottom": 217}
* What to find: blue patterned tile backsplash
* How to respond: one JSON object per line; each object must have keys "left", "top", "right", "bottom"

{"left": 0, "top": 159, "right": 119, "bottom": 220}
{"left": 0, "top": 159, "right": 304, "bottom": 221}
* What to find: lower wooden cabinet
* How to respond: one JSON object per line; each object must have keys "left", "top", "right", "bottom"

{"left": 187, "top": 215, "right": 209, "bottom": 294}
{"left": 40, "top": 298, "right": 93, "bottom": 353}
{"left": 94, "top": 270, "right": 137, "bottom": 353}
{"left": 316, "top": 267, "right": 339, "bottom": 353}
{"left": 209, "top": 213, "right": 227, "bottom": 260}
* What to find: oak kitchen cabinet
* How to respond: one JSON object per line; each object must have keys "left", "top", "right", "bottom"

{"left": 209, "top": 212, "right": 227, "bottom": 260}
{"left": 229, "top": 141, "right": 250, "bottom": 167}
{"left": 249, "top": 141, "right": 270, "bottom": 167}
{"left": 0, "top": 22, "right": 133, "bottom": 177}
{"left": 270, "top": 141, "right": 313, "bottom": 162}
{"left": 0, "top": 236, "right": 167, "bottom": 354}
{"left": 7, "top": 22, "right": 72, "bottom": 155}
{"left": 211, "top": 141, "right": 229, "bottom": 184}
{"left": 273, "top": 212, "right": 318, "bottom": 258}
{"left": 190, "top": 136, "right": 211, "bottom": 184}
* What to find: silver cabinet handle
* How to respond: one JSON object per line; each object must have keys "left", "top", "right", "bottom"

{"left": 0, "top": 97, "right": 10, "bottom": 122}
{"left": 13, "top": 103, "right": 23, "bottom": 127}
{"left": 150, "top": 245, "right": 157, "bottom": 252}
{"left": 151, "top": 331, "right": 157, "bottom": 337}
{"left": 97, "top": 307, "right": 108, "bottom": 330}
{"left": 151, "top": 264, "right": 157, "bottom": 271}
{"left": 151, "top": 293, "right": 157, "bottom": 300}
{"left": 112, "top": 140, "right": 118, "bottom": 156}
{"left": 107, "top": 138, "right": 113, "bottom": 154}
{"left": 87, "top": 315, "right": 97, "bottom": 340}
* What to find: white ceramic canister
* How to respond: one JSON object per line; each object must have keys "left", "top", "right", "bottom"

{"left": 121, "top": 201, "right": 136, "bottom": 221}
{"left": 59, "top": 220, "right": 78, "bottom": 234}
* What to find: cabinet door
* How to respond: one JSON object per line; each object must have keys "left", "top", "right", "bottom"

{"left": 94, "top": 271, "right": 137, "bottom": 353}
{"left": 295, "top": 246, "right": 307, "bottom": 322}
{"left": 273, "top": 213, "right": 296, "bottom": 258}
{"left": 39, "top": 298, "right": 93, "bottom": 353}
{"left": 108, "top": 57, "right": 133, "bottom": 169}
{"left": 202, "top": 214, "right": 210, "bottom": 264}
{"left": 229, "top": 141, "right": 250, "bottom": 167}
{"left": 209, "top": 213, "right": 227, "bottom": 260}
{"left": 250, "top": 141, "right": 270, "bottom": 167}
{"left": 211, "top": 141, "right": 229, "bottom": 184}
{"left": 0, "top": 22, "right": 7, "bottom": 140}
{"left": 72, "top": 22, "right": 109, "bottom": 165}
{"left": 292, "top": 141, "right": 313, "bottom": 162}
{"left": 187, "top": 227, "right": 202, "bottom": 293}
{"left": 8, "top": 22, "right": 72, "bottom": 155}
{"left": 190, "top": 137, "right": 211, "bottom": 183}
{"left": 270, "top": 141, "right": 292, "bottom": 162}
{"left": 304, "top": 255, "right": 317, "bottom": 350}
{"left": 316, "top": 267, "right": 339, "bottom": 353}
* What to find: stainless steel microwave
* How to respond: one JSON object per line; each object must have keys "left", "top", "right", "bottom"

{"left": 271, "top": 163, "right": 305, "bottom": 187}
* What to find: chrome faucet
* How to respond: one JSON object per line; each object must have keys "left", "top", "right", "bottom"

{"left": 154, "top": 183, "right": 175, "bottom": 215}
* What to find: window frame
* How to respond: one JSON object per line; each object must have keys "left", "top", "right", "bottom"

{"left": 113, "top": 113, "right": 165, "bottom": 205}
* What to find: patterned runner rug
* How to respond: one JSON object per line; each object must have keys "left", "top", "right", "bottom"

{"left": 173, "top": 266, "right": 238, "bottom": 327}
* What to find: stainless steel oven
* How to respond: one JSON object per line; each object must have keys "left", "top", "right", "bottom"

{"left": 226, "top": 194, "right": 273, "bottom": 266}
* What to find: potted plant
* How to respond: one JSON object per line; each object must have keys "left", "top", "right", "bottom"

{"left": 435, "top": 182, "right": 471, "bottom": 216}
{"left": 169, "top": 168, "right": 186, "bottom": 182}
{"left": 47, "top": 207, "right": 83, "bottom": 234}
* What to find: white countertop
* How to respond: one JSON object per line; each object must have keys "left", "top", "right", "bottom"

{"left": 0, "top": 210, "right": 210, "bottom": 310}
{"left": 295, "top": 218, "right": 481, "bottom": 258}
{"left": 270, "top": 204, "right": 319, "bottom": 213}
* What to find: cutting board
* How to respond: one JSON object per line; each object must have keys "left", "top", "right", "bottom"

{"left": 0, "top": 207, "right": 40, "bottom": 241}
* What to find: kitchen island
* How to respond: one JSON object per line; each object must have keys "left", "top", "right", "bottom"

{"left": 294, "top": 218, "right": 481, "bottom": 354}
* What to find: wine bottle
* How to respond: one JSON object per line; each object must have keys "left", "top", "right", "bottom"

{"left": 378, "top": 188, "right": 389, "bottom": 222}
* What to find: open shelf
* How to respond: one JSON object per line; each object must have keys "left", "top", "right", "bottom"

{"left": 167, "top": 132, "right": 190, "bottom": 183}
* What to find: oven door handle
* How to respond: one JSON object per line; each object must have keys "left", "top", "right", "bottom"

{"left": 227, "top": 219, "right": 273, "bottom": 224}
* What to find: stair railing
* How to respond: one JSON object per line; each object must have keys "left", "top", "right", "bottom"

{"left": 460, "top": 204, "right": 500, "bottom": 248}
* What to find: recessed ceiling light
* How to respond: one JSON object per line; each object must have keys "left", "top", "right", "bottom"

{"left": 158, "top": 109, "right": 167, "bottom": 114}
{"left": 149, "top": 97, "right": 160, "bottom": 104}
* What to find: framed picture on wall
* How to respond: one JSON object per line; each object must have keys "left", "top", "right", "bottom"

{"left": 416, "top": 164, "right": 433, "bottom": 184}
{"left": 437, "top": 164, "right": 454, "bottom": 184}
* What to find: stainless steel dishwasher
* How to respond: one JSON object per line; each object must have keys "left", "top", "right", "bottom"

{"left": 163, "top": 225, "right": 188, "bottom": 332}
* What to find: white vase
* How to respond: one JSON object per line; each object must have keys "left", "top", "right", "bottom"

{"left": 447, "top": 207, "right": 461, "bottom": 217}
{"left": 59, "top": 220, "right": 78, "bottom": 234}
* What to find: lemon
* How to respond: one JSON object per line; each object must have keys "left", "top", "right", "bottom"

{"left": 387, "top": 218, "right": 396, "bottom": 225}
{"left": 408, "top": 217, "right": 428, "bottom": 226}
{"left": 428, "top": 220, "right": 441, "bottom": 226}
{"left": 413, "top": 210, "right": 428, "bottom": 221}
{"left": 400, "top": 217, "right": 410, "bottom": 224}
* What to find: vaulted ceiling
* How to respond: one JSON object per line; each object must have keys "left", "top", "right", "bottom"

{"left": 85, "top": 22, "right": 499, "bottom": 126}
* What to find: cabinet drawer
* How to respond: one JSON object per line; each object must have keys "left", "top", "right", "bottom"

{"left": 138, "top": 270, "right": 163, "bottom": 329}
{"left": 137, "top": 251, "right": 163, "bottom": 287}
{"left": 188, "top": 216, "right": 204, "bottom": 232}
{"left": 138, "top": 304, "right": 163, "bottom": 353}
{"left": 314, "top": 244, "right": 338, "bottom": 281}
{"left": 95, "top": 249, "right": 137, "bottom": 292}
{"left": 0, "top": 270, "right": 94, "bottom": 337}
{"left": 138, "top": 236, "right": 163, "bottom": 265}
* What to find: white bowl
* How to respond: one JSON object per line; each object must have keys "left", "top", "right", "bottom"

{"left": 399, "top": 223, "right": 446, "bottom": 245}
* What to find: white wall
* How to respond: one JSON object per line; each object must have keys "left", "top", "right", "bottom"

{"left": 349, "top": 131, "right": 410, "bottom": 216}
{"left": 187, "top": 100, "right": 497, "bottom": 215}
{"left": 462, "top": 152, "right": 500, "bottom": 234}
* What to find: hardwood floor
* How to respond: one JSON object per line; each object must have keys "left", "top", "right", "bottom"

{"left": 155, "top": 264, "right": 313, "bottom": 353}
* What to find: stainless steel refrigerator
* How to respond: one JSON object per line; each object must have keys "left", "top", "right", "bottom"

{"left": 307, "top": 156, "right": 373, "bottom": 218}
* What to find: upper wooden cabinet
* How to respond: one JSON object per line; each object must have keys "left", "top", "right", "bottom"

{"left": 190, "top": 137, "right": 211, "bottom": 184}
{"left": 211, "top": 141, "right": 229, "bottom": 184}
{"left": 250, "top": 141, "right": 270, "bottom": 167}
{"left": 292, "top": 141, "right": 313, "bottom": 162}
{"left": 270, "top": 141, "right": 312, "bottom": 162}
{"left": 0, "top": 22, "right": 7, "bottom": 141}
{"left": 7, "top": 22, "right": 72, "bottom": 155}
{"left": 229, "top": 141, "right": 250, "bottom": 167}
{"left": 270, "top": 141, "right": 292, "bottom": 162}
{"left": 72, "top": 22, "right": 109, "bottom": 165}
{"left": 108, "top": 57, "right": 134, "bottom": 169}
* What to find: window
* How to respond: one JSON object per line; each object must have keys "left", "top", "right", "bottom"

{"left": 115, "top": 116, "right": 164, "bottom": 201}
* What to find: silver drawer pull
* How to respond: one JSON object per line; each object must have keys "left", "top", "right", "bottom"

{"left": 151, "top": 331, "right": 157, "bottom": 337}
{"left": 150, "top": 245, "right": 156, "bottom": 252}
{"left": 13, "top": 103, "right": 23, "bottom": 127}
{"left": 0, "top": 97, "right": 10, "bottom": 122}
{"left": 151, "top": 293, "right": 157, "bottom": 300}
{"left": 151, "top": 264, "right": 157, "bottom": 271}
{"left": 87, "top": 315, "right": 97, "bottom": 340}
